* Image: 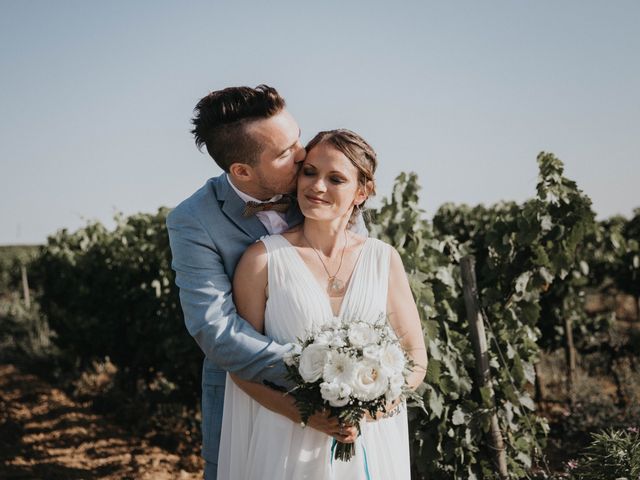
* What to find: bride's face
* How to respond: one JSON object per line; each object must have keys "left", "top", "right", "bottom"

{"left": 297, "top": 141, "right": 367, "bottom": 223}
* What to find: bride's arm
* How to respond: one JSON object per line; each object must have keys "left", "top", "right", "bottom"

{"left": 364, "top": 247, "right": 427, "bottom": 422}
{"left": 232, "top": 241, "right": 269, "bottom": 335}
{"left": 232, "top": 241, "right": 357, "bottom": 442}
{"left": 386, "top": 247, "right": 428, "bottom": 391}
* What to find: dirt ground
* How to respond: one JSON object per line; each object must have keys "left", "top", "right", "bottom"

{"left": 0, "top": 364, "right": 203, "bottom": 480}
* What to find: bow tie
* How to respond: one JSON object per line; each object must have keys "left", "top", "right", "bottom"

{"left": 242, "top": 196, "right": 292, "bottom": 217}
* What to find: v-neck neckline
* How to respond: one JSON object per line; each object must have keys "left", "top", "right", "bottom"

{"left": 278, "top": 235, "right": 370, "bottom": 318}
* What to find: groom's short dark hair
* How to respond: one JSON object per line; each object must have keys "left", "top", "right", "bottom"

{"left": 191, "top": 85, "right": 286, "bottom": 171}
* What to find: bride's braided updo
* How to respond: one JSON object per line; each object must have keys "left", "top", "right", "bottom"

{"left": 304, "top": 129, "right": 377, "bottom": 224}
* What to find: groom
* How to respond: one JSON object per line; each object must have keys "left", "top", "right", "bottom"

{"left": 166, "top": 85, "right": 306, "bottom": 479}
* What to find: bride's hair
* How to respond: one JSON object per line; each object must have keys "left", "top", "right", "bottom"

{"left": 305, "top": 129, "right": 377, "bottom": 224}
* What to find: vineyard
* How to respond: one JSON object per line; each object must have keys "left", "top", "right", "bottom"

{"left": 1, "top": 152, "right": 639, "bottom": 479}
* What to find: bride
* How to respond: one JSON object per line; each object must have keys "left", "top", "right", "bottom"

{"left": 217, "top": 129, "right": 427, "bottom": 479}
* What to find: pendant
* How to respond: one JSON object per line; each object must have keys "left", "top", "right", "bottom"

{"left": 328, "top": 276, "right": 345, "bottom": 296}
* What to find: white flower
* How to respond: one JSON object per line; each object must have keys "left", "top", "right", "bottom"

{"left": 314, "top": 331, "right": 332, "bottom": 345}
{"left": 323, "top": 351, "right": 356, "bottom": 384}
{"left": 379, "top": 343, "right": 406, "bottom": 377}
{"left": 298, "top": 343, "right": 329, "bottom": 383}
{"left": 363, "top": 344, "right": 382, "bottom": 361}
{"left": 385, "top": 373, "right": 404, "bottom": 402}
{"left": 283, "top": 344, "right": 302, "bottom": 367}
{"left": 347, "top": 323, "right": 379, "bottom": 348}
{"left": 386, "top": 325, "right": 398, "bottom": 338}
{"left": 371, "top": 313, "right": 388, "bottom": 328}
{"left": 320, "top": 381, "right": 351, "bottom": 407}
{"left": 315, "top": 330, "right": 346, "bottom": 348}
{"left": 350, "top": 360, "right": 389, "bottom": 401}
{"left": 322, "top": 317, "right": 342, "bottom": 330}
{"left": 320, "top": 381, "right": 340, "bottom": 403}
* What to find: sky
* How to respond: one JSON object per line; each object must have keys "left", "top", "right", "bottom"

{"left": 1, "top": 0, "right": 638, "bottom": 245}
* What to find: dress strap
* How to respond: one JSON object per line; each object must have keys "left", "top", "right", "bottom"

{"left": 363, "top": 238, "right": 391, "bottom": 308}
{"left": 258, "top": 234, "right": 289, "bottom": 254}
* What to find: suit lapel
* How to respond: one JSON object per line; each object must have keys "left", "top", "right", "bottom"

{"left": 216, "top": 175, "right": 268, "bottom": 239}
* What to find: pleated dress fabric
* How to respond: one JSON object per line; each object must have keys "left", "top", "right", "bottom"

{"left": 217, "top": 235, "right": 411, "bottom": 480}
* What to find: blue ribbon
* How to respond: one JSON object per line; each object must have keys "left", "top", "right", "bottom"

{"left": 362, "top": 442, "right": 371, "bottom": 479}
{"left": 330, "top": 438, "right": 372, "bottom": 480}
{"left": 331, "top": 438, "right": 338, "bottom": 460}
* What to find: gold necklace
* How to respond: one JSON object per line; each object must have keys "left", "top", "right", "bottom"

{"left": 302, "top": 229, "right": 348, "bottom": 296}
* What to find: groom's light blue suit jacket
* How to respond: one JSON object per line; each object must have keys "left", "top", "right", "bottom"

{"left": 166, "top": 174, "right": 303, "bottom": 465}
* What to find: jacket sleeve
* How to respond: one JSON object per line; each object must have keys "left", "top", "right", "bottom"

{"left": 166, "top": 205, "right": 291, "bottom": 385}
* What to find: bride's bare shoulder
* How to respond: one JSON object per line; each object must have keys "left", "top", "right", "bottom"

{"left": 236, "top": 240, "right": 268, "bottom": 274}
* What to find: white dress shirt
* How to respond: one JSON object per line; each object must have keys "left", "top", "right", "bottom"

{"left": 226, "top": 174, "right": 290, "bottom": 235}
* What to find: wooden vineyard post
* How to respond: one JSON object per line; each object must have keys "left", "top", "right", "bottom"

{"left": 460, "top": 256, "right": 508, "bottom": 480}
{"left": 21, "top": 265, "right": 31, "bottom": 310}
{"left": 564, "top": 315, "right": 576, "bottom": 408}
{"left": 534, "top": 362, "right": 547, "bottom": 403}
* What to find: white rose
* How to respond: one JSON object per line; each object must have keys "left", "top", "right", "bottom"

{"left": 323, "top": 351, "right": 356, "bottom": 384}
{"left": 320, "top": 381, "right": 352, "bottom": 407}
{"left": 347, "top": 323, "right": 379, "bottom": 348}
{"left": 379, "top": 343, "right": 406, "bottom": 377}
{"left": 350, "top": 360, "right": 389, "bottom": 401}
{"left": 298, "top": 343, "right": 329, "bottom": 383}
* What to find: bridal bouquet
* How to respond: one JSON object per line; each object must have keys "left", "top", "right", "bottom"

{"left": 284, "top": 314, "right": 423, "bottom": 462}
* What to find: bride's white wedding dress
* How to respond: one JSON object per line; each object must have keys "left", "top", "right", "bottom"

{"left": 217, "top": 235, "right": 411, "bottom": 480}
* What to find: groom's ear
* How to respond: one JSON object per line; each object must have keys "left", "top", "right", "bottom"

{"left": 229, "top": 162, "right": 253, "bottom": 182}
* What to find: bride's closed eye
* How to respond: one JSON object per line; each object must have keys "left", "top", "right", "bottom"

{"left": 302, "top": 167, "right": 347, "bottom": 185}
